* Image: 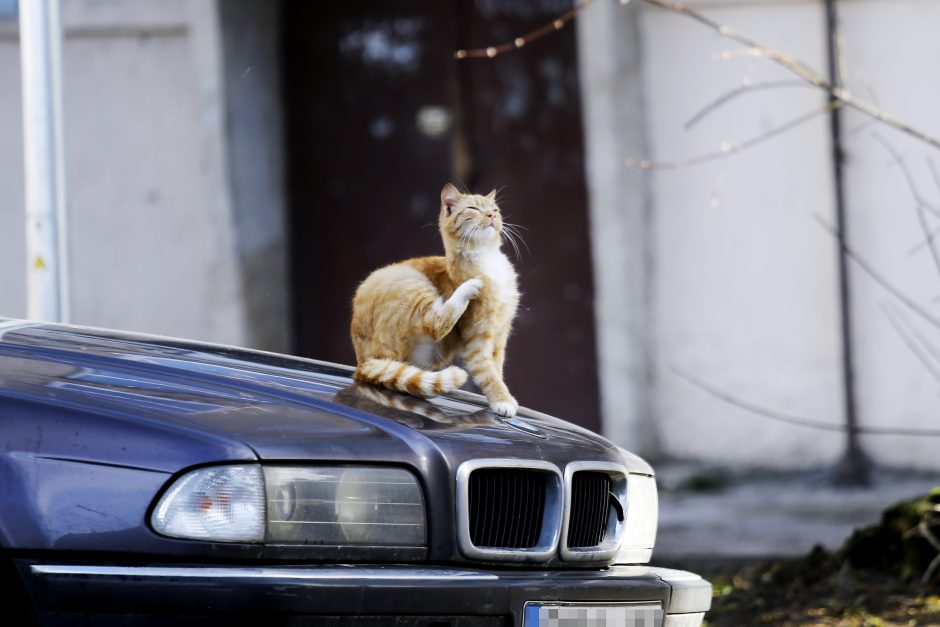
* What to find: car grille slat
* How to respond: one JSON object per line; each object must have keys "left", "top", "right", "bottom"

{"left": 577, "top": 475, "right": 587, "bottom": 547}
{"left": 509, "top": 472, "right": 519, "bottom": 548}
{"left": 468, "top": 468, "right": 545, "bottom": 549}
{"left": 519, "top": 472, "right": 528, "bottom": 548}
{"left": 580, "top": 475, "right": 592, "bottom": 547}
{"left": 592, "top": 473, "right": 605, "bottom": 545}
{"left": 595, "top": 474, "right": 607, "bottom": 544}
{"left": 494, "top": 470, "right": 503, "bottom": 547}
{"left": 524, "top": 472, "right": 536, "bottom": 547}
{"left": 595, "top": 474, "right": 609, "bottom": 545}
{"left": 530, "top": 475, "right": 544, "bottom": 547}
{"left": 567, "top": 471, "right": 611, "bottom": 549}
{"left": 520, "top": 473, "right": 528, "bottom": 548}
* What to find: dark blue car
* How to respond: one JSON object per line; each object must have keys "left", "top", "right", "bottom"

{"left": 0, "top": 319, "right": 710, "bottom": 626}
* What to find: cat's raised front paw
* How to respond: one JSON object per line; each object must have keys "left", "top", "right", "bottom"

{"left": 456, "top": 278, "right": 484, "bottom": 301}
{"left": 490, "top": 398, "right": 518, "bottom": 417}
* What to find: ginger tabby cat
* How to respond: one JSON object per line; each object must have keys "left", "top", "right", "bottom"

{"left": 350, "top": 183, "right": 521, "bottom": 417}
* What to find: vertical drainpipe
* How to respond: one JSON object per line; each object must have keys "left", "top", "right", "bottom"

{"left": 20, "top": 0, "right": 70, "bottom": 323}
{"left": 825, "top": 0, "right": 869, "bottom": 486}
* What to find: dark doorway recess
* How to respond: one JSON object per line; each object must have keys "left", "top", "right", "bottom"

{"left": 283, "top": 0, "right": 601, "bottom": 431}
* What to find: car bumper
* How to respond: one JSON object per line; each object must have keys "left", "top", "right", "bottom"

{"left": 20, "top": 561, "right": 711, "bottom": 626}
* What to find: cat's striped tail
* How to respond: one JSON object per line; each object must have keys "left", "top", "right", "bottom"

{"left": 354, "top": 359, "right": 467, "bottom": 398}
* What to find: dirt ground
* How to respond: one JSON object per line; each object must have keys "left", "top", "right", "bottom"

{"left": 656, "top": 472, "right": 940, "bottom": 625}
{"left": 671, "top": 551, "right": 940, "bottom": 626}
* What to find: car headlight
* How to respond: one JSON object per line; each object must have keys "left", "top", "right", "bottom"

{"left": 265, "top": 466, "right": 426, "bottom": 546}
{"left": 151, "top": 465, "right": 266, "bottom": 542}
{"left": 615, "top": 473, "right": 658, "bottom": 564}
{"left": 151, "top": 464, "right": 427, "bottom": 546}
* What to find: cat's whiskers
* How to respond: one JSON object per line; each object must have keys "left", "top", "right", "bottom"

{"left": 501, "top": 226, "right": 522, "bottom": 259}
{"left": 459, "top": 222, "right": 477, "bottom": 249}
{"left": 500, "top": 222, "right": 530, "bottom": 257}
{"left": 455, "top": 220, "right": 470, "bottom": 248}
{"left": 458, "top": 222, "right": 480, "bottom": 251}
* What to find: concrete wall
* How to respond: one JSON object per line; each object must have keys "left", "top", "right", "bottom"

{"left": 577, "top": 0, "right": 657, "bottom": 457}
{"left": 0, "top": 0, "right": 289, "bottom": 351}
{"left": 645, "top": 0, "right": 846, "bottom": 468}
{"left": 839, "top": 0, "right": 940, "bottom": 470}
{"left": 579, "top": 0, "right": 891, "bottom": 469}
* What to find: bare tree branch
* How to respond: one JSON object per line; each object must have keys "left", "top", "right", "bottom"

{"left": 641, "top": 0, "right": 940, "bottom": 152}
{"left": 684, "top": 79, "right": 813, "bottom": 130}
{"left": 873, "top": 134, "right": 940, "bottom": 217}
{"left": 672, "top": 366, "right": 940, "bottom": 436}
{"left": 915, "top": 209, "right": 940, "bottom": 282}
{"left": 814, "top": 215, "right": 940, "bottom": 333}
{"left": 453, "top": 0, "right": 596, "bottom": 59}
{"left": 906, "top": 223, "right": 940, "bottom": 257}
{"left": 453, "top": 0, "right": 940, "bottom": 152}
{"left": 918, "top": 518, "right": 940, "bottom": 584}
{"left": 909, "top": 158, "right": 940, "bottom": 257}
{"left": 627, "top": 102, "right": 837, "bottom": 170}
{"left": 881, "top": 302, "right": 940, "bottom": 389}
{"left": 870, "top": 136, "right": 940, "bottom": 301}
{"left": 887, "top": 301, "right": 940, "bottom": 370}
{"left": 928, "top": 156, "right": 940, "bottom": 199}
{"left": 846, "top": 71, "right": 883, "bottom": 138}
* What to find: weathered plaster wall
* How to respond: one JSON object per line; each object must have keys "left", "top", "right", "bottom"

{"left": 0, "top": 0, "right": 289, "bottom": 351}
{"left": 580, "top": 0, "right": 852, "bottom": 468}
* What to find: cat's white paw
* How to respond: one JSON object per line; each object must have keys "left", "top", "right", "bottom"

{"left": 490, "top": 398, "right": 518, "bottom": 417}
{"left": 456, "top": 278, "right": 484, "bottom": 301}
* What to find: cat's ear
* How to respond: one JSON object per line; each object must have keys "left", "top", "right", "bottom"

{"left": 485, "top": 189, "right": 497, "bottom": 201}
{"left": 441, "top": 183, "right": 460, "bottom": 214}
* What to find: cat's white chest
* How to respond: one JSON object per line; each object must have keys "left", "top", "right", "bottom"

{"left": 474, "top": 249, "right": 518, "bottom": 305}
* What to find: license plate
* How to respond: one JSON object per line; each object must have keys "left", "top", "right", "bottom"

{"left": 523, "top": 602, "right": 664, "bottom": 627}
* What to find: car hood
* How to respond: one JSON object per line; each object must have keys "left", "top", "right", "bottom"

{"left": 0, "top": 321, "right": 652, "bottom": 475}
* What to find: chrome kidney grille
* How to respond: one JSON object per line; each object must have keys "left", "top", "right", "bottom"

{"left": 456, "top": 459, "right": 627, "bottom": 563}
{"left": 456, "top": 459, "right": 562, "bottom": 562}
{"left": 468, "top": 468, "right": 545, "bottom": 548}
{"left": 560, "top": 462, "right": 628, "bottom": 561}
{"left": 566, "top": 471, "right": 612, "bottom": 548}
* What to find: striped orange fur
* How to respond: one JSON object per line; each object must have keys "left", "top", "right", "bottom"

{"left": 351, "top": 183, "right": 521, "bottom": 416}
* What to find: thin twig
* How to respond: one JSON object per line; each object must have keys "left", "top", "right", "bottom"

{"left": 873, "top": 134, "right": 940, "bottom": 218}
{"left": 640, "top": 0, "right": 940, "bottom": 152}
{"left": 452, "top": 0, "right": 940, "bottom": 153}
{"left": 909, "top": 158, "right": 940, "bottom": 257}
{"left": 889, "top": 301, "right": 940, "bottom": 369}
{"left": 672, "top": 366, "right": 940, "bottom": 436}
{"left": 916, "top": 206, "right": 940, "bottom": 281}
{"left": 881, "top": 302, "right": 940, "bottom": 389}
{"left": 627, "top": 102, "right": 837, "bottom": 170}
{"left": 928, "top": 156, "right": 940, "bottom": 194}
{"left": 453, "top": 0, "right": 596, "bottom": 59}
{"left": 907, "top": 223, "right": 940, "bottom": 257}
{"left": 814, "top": 215, "right": 940, "bottom": 333}
{"left": 919, "top": 519, "right": 940, "bottom": 584}
{"left": 872, "top": 136, "right": 940, "bottom": 288}
{"left": 684, "top": 79, "right": 813, "bottom": 130}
